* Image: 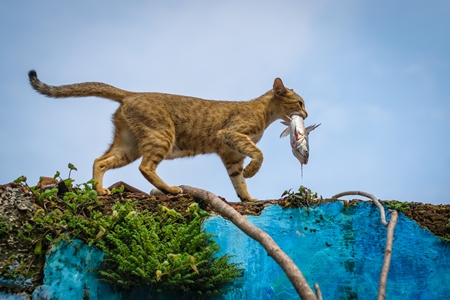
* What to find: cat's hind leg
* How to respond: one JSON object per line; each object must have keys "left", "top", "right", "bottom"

{"left": 123, "top": 104, "right": 182, "bottom": 195}
{"left": 139, "top": 156, "right": 182, "bottom": 195}
{"left": 137, "top": 132, "right": 182, "bottom": 195}
{"left": 93, "top": 126, "right": 140, "bottom": 195}
{"left": 220, "top": 152, "right": 257, "bottom": 202}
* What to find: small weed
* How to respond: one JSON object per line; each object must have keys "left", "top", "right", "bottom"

{"left": 385, "top": 200, "right": 410, "bottom": 212}
{"left": 281, "top": 186, "right": 320, "bottom": 212}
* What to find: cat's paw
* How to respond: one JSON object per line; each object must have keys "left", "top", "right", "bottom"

{"left": 167, "top": 186, "right": 183, "bottom": 195}
{"left": 242, "top": 197, "right": 258, "bottom": 203}
{"left": 96, "top": 187, "right": 111, "bottom": 195}
{"left": 243, "top": 164, "right": 260, "bottom": 178}
{"left": 238, "top": 194, "right": 258, "bottom": 202}
{"left": 243, "top": 155, "right": 263, "bottom": 178}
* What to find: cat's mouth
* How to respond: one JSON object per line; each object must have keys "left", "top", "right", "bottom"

{"left": 298, "top": 110, "right": 308, "bottom": 119}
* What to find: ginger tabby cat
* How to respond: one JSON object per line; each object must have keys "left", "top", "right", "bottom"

{"left": 28, "top": 70, "right": 308, "bottom": 202}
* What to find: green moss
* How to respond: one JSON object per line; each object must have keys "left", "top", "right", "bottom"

{"left": 441, "top": 219, "right": 450, "bottom": 243}
{"left": 0, "top": 216, "right": 11, "bottom": 238}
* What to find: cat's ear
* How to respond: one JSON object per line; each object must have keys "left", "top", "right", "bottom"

{"left": 273, "top": 78, "right": 287, "bottom": 96}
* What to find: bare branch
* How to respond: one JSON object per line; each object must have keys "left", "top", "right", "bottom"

{"left": 332, "top": 190, "right": 388, "bottom": 226}
{"left": 180, "top": 185, "right": 319, "bottom": 300}
{"left": 378, "top": 210, "right": 398, "bottom": 300}
{"left": 332, "top": 190, "right": 398, "bottom": 300}
{"left": 314, "top": 283, "right": 323, "bottom": 300}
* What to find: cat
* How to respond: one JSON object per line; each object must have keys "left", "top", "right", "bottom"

{"left": 28, "top": 70, "right": 308, "bottom": 202}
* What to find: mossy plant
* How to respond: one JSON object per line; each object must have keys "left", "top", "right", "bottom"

{"left": 9, "top": 166, "right": 243, "bottom": 296}
{"left": 92, "top": 201, "right": 242, "bottom": 296}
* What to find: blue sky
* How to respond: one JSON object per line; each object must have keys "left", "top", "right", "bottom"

{"left": 1, "top": 1, "right": 449, "bottom": 204}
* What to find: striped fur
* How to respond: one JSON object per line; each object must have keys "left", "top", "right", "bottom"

{"left": 28, "top": 70, "right": 308, "bottom": 202}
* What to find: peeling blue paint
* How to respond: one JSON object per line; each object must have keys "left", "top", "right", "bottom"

{"left": 0, "top": 292, "right": 29, "bottom": 300}
{"left": 5, "top": 202, "right": 449, "bottom": 299}
{"left": 31, "top": 239, "right": 119, "bottom": 300}
{"left": 0, "top": 261, "right": 33, "bottom": 290}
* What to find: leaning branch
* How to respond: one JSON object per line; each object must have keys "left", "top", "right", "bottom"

{"left": 332, "top": 191, "right": 398, "bottom": 300}
{"left": 377, "top": 210, "right": 398, "bottom": 300}
{"left": 180, "top": 185, "right": 319, "bottom": 300}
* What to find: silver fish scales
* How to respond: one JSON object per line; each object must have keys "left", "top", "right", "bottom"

{"left": 280, "top": 113, "right": 321, "bottom": 177}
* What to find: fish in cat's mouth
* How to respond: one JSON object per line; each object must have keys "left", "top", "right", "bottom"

{"left": 280, "top": 113, "right": 321, "bottom": 174}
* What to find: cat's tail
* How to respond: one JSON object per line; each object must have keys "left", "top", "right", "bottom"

{"left": 28, "top": 70, "right": 130, "bottom": 103}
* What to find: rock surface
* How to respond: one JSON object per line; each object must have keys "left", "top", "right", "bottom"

{"left": 0, "top": 184, "right": 44, "bottom": 294}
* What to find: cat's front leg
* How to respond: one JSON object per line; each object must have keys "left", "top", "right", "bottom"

{"left": 217, "top": 130, "right": 264, "bottom": 179}
{"left": 220, "top": 152, "right": 258, "bottom": 202}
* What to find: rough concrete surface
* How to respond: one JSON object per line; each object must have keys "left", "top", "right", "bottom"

{"left": 1, "top": 183, "right": 450, "bottom": 299}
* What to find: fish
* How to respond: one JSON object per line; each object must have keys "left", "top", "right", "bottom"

{"left": 280, "top": 114, "right": 321, "bottom": 177}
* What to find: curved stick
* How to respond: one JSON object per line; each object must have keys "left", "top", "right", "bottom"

{"left": 332, "top": 190, "right": 398, "bottom": 300}
{"left": 314, "top": 283, "right": 323, "bottom": 300}
{"left": 377, "top": 210, "right": 398, "bottom": 300}
{"left": 180, "top": 185, "right": 319, "bottom": 300}
{"left": 332, "top": 190, "right": 388, "bottom": 227}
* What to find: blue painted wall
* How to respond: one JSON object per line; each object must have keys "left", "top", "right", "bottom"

{"left": 205, "top": 202, "right": 450, "bottom": 299}
{"left": 15, "top": 202, "right": 450, "bottom": 299}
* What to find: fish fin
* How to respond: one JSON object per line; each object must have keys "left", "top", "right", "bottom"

{"left": 279, "top": 127, "right": 290, "bottom": 138}
{"left": 305, "top": 123, "right": 321, "bottom": 134}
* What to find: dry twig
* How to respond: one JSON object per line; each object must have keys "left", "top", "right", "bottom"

{"left": 314, "top": 283, "right": 323, "bottom": 300}
{"left": 377, "top": 210, "right": 398, "bottom": 300}
{"left": 332, "top": 190, "right": 388, "bottom": 226}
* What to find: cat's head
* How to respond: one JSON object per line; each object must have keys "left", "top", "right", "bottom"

{"left": 272, "top": 78, "right": 308, "bottom": 122}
